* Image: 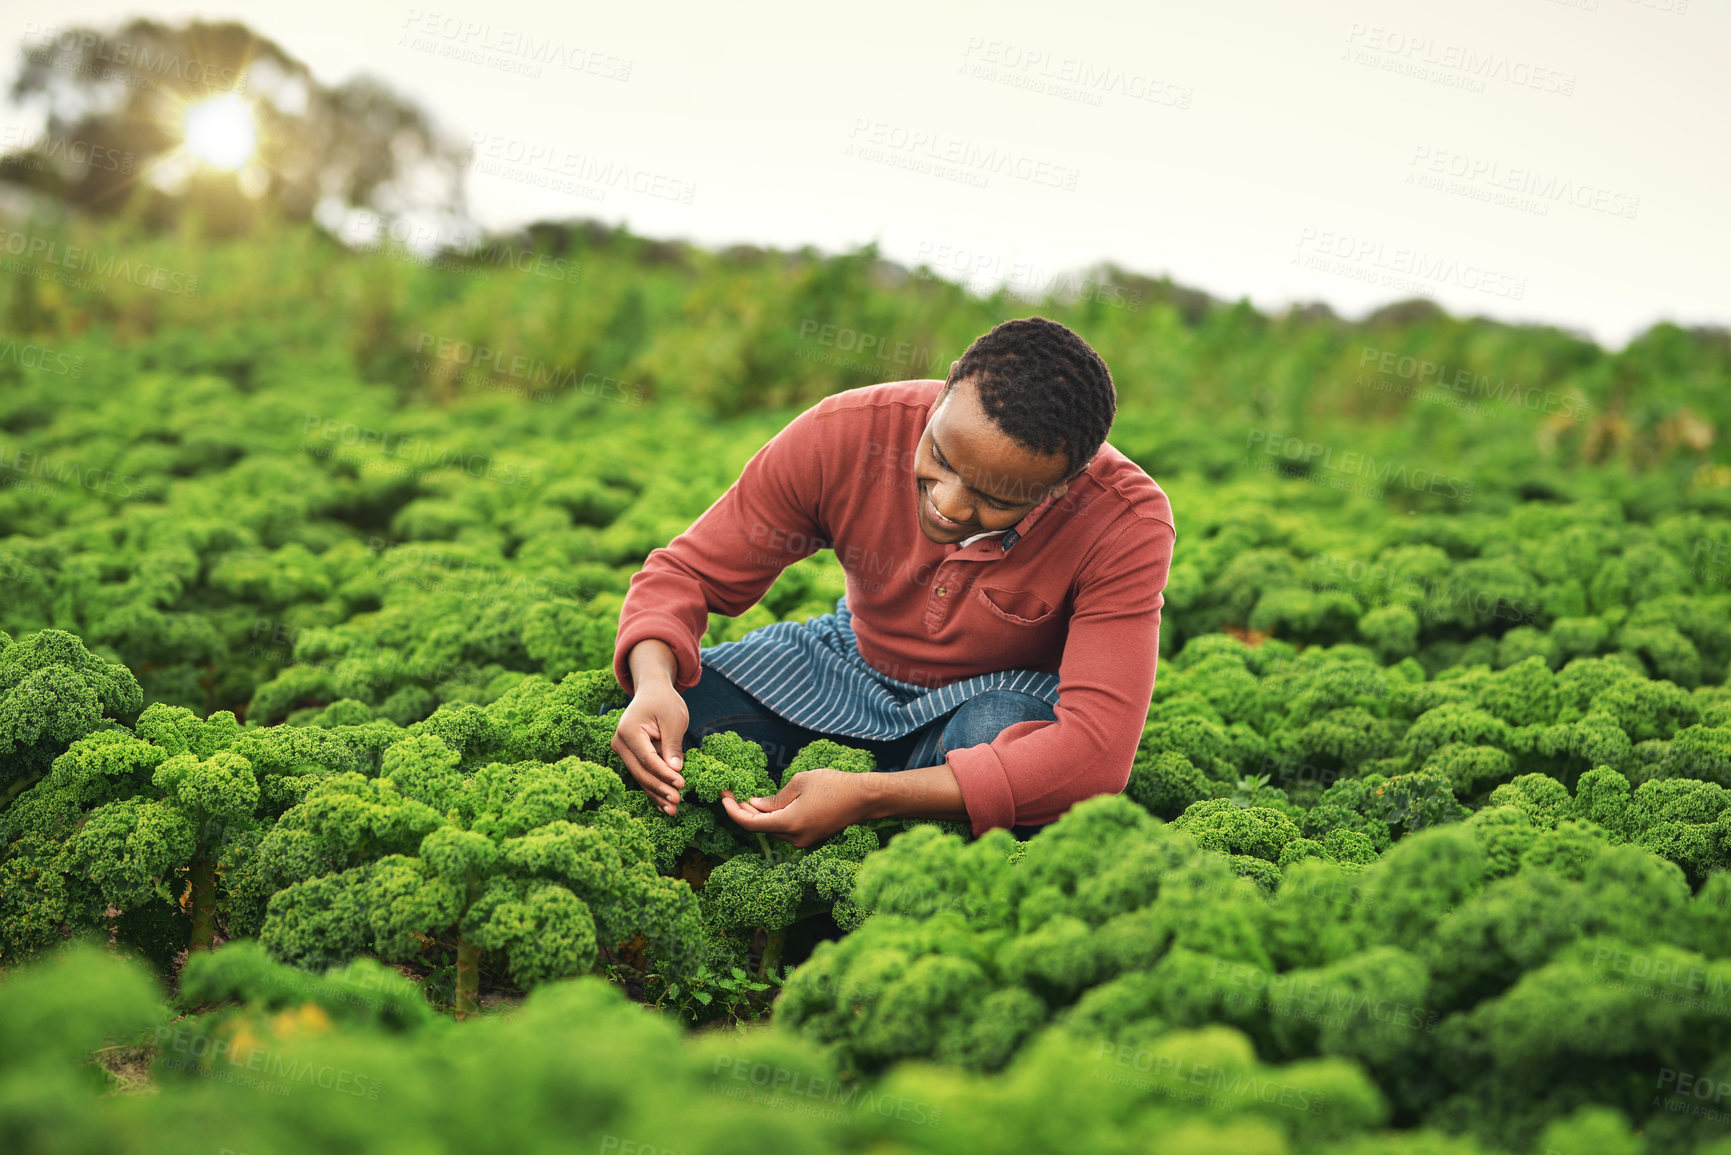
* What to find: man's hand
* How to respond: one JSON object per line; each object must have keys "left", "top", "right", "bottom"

{"left": 724, "top": 762, "right": 973, "bottom": 846}
{"left": 611, "top": 678, "right": 689, "bottom": 817}
{"left": 721, "top": 768, "right": 871, "bottom": 849}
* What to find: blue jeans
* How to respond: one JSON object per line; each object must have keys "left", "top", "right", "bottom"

{"left": 673, "top": 662, "right": 1056, "bottom": 839}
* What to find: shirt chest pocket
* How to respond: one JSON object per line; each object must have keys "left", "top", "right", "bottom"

{"left": 977, "top": 584, "right": 1058, "bottom": 626}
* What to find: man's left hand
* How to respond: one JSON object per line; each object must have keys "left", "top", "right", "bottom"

{"left": 721, "top": 768, "right": 870, "bottom": 848}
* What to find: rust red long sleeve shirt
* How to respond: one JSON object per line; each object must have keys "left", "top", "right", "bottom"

{"left": 612, "top": 378, "right": 1177, "bottom": 834}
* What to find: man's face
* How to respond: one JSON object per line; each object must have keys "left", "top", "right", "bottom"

{"left": 913, "top": 375, "right": 1074, "bottom": 544}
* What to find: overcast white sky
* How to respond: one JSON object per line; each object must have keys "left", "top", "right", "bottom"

{"left": 2, "top": 0, "right": 1726, "bottom": 349}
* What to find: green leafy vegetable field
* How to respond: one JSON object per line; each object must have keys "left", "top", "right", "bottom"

{"left": 2, "top": 213, "right": 1729, "bottom": 1154}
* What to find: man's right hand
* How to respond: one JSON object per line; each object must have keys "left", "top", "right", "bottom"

{"left": 612, "top": 640, "right": 689, "bottom": 816}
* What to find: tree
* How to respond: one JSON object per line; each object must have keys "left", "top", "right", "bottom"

{"left": 2, "top": 18, "right": 467, "bottom": 232}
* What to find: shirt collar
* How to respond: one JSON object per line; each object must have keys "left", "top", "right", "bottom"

{"left": 999, "top": 477, "right": 1077, "bottom": 552}
{"left": 944, "top": 487, "right": 1067, "bottom": 555}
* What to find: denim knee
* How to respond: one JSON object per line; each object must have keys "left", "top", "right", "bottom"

{"left": 674, "top": 666, "right": 911, "bottom": 775}
{"left": 939, "top": 689, "right": 1057, "bottom": 758}
{"left": 678, "top": 666, "right": 769, "bottom": 738}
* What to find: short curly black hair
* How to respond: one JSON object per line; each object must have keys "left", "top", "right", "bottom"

{"left": 944, "top": 316, "right": 1116, "bottom": 480}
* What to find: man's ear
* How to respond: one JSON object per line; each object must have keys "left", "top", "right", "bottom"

{"left": 1050, "top": 456, "right": 1092, "bottom": 500}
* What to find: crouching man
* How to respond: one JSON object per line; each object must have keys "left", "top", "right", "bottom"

{"left": 610, "top": 316, "right": 1176, "bottom": 845}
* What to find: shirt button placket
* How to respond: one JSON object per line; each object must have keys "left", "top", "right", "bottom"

{"left": 925, "top": 564, "right": 951, "bottom": 632}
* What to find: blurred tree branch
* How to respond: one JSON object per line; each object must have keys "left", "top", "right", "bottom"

{"left": 1, "top": 18, "right": 469, "bottom": 233}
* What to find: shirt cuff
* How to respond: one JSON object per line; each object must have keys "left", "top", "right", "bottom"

{"left": 944, "top": 743, "right": 1016, "bottom": 836}
{"left": 613, "top": 611, "right": 703, "bottom": 697}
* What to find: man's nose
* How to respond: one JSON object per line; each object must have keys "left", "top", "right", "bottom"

{"left": 929, "top": 480, "right": 971, "bottom": 522}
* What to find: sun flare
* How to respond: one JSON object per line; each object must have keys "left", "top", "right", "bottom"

{"left": 182, "top": 94, "right": 258, "bottom": 170}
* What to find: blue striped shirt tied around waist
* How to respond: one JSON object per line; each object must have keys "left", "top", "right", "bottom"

{"left": 699, "top": 596, "right": 1061, "bottom": 747}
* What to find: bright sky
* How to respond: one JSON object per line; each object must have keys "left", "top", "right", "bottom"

{"left": 2, "top": 0, "right": 1726, "bottom": 349}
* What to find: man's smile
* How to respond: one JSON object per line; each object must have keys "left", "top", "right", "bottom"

{"left": 920, "top": 484, "right": 974, "bottom": 532}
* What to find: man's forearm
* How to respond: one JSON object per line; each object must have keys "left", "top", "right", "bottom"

{"left": 628, "top": 638, "right": 679, "bottom": 691}
{"left": 858, "top": 761, "right": 972, "bottom": 822}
